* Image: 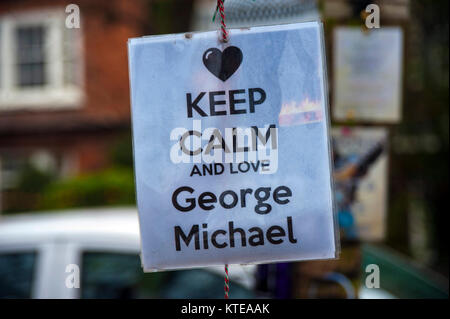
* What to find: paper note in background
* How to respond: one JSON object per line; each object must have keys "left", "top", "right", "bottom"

{"left": 332, "top": 127, "right": 388, "bottom": 241}
{"left": 333, "top": 27, "right": 403, "bottom": 123}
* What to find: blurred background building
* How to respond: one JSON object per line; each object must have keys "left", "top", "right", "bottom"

{"left": 0, "top": 0, "right": 152, "bottom": 212}
{"left": 0, "top": 0, "right": 448, "bottom": 299}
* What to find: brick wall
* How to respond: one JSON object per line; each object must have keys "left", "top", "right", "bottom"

{"left": 0, "top": 0, "right": 149, "bottom": 133}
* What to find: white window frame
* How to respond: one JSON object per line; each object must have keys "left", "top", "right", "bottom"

{"left": 0, "top": 9, "right": 84, "bottom": 111}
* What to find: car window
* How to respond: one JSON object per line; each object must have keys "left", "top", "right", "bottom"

{"left": 81, "top": 252, "right": 256, "bottom": 299}
{"left": 159, "top": 268, "right": 256, "bottom": 299}
{"left": 0, "top": 252, "right": 36, "bottom": 299}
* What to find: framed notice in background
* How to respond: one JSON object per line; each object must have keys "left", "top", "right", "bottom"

{"left": 332, "top": 127, "right": 388, "bottom": 241}
{"left": 333, "top": 27, "right": 403, "bottom": 123}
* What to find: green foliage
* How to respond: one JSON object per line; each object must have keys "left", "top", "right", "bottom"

{"left": 110, "top": 133, "right": 134, "bottom": 168}
{"left": 38, "top": 168, "right": 135, "bottom": 210}
{"left": 16, "top": 163, "right": 55, "bottom": 193}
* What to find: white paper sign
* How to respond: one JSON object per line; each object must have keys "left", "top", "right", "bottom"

{"left": 333, "top": 27, "right": 403, "bottom": 123}
{"left": 128, "top": 22, "right": 338, "bottom": 271}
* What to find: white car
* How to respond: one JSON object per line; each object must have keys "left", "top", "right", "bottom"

{"left": 0, "top": 207, "right": 257, "bottom": 299}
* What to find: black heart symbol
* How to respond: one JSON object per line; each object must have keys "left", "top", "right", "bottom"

{"left": 202, "top": 46, "right": 243, "bottom": 82}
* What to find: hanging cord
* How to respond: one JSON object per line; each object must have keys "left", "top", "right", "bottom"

{"left": 213, "top": 0, "right": 228, "bottom": 42}
{"left": 224, "top": 264, "right": 229, "bottom": 299}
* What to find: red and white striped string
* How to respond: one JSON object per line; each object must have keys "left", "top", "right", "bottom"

{"left": 213, "top": 0, "right": 230, "bottom": 299}
{"left": 224, "top": 264, "right": 229, "bottom": 299}
{"left": 219, "top": 0, "right": 228, "bottom": 299}
{"left": 217, "top": 0, "right": 229, "bottom": 42}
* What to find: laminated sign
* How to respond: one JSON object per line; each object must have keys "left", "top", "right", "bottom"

{"left": 128, "top": 22, "right": 338, "bottom": 271}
